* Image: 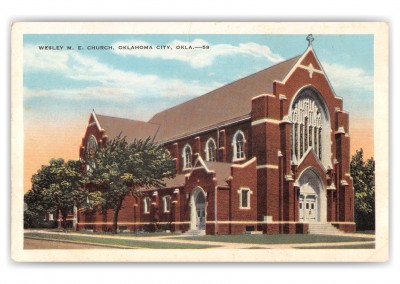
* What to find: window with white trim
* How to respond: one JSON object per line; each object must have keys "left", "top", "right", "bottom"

{"left": 205, "top": 138, "right": 216, "bottom": 162}
{"left": 232, "top": 130, "right": 245, "bottom": 161}
{"left": 239, "top": 188, "right": 250, "bottom": 209}
{"left": 163, "top": 195, "right": 171, "bottom": 212}
{"left": 182, "top": 144, "right": 192, "bottom": 169}
{"left": 143, "top": 197, "right": 150, "bottom": 213}
{"left": 289, "top": 88, "right": 330, "bottom": 164}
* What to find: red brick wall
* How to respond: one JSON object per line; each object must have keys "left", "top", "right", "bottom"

{"left": 163, "top": 120, "right": 252, "bottom": 174}
{"left": 77, "top": 49, "right": 355, "bottom": 234}
{"left": 230, "top": 159, "right": 257, "bottom": 222}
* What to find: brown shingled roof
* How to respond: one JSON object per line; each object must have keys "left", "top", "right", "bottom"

{"left": 93, "top": 55, "right": 301, "bottom": 144}
{"left": 162, "top": 174, "right": 186, "bottom": 188}
{"left": 204, "top": 161, "right": 232, "bottom": 187}
{"left": 149, "top": 55, "right": 301, "bottom": 142}
{"left": 96, "top": 114, "right": 160, "bottom": 142}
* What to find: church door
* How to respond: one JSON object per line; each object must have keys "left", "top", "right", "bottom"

{"left": 195, "top": 193, "right": 206, "bottom": 230}
{"left": 299, "top": 195, "right": 317, "bottom": 222}
{"left": 298, "top": 168, "right": 326, "bottom": 223}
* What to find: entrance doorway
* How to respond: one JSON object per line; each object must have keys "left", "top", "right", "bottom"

{"left": 195, "top": 193, "right": 206, "bottom": 230}
{"left": 190, "top": 187, "right": 206, "bottom": 231}
{"left": 299, "top": 194, "right": 317, "bottom": 222}
{"left": 297, "top": 168, "right": 326, "bottom": 223}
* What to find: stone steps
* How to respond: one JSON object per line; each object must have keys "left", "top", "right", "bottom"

{"left": 182, "top": 229, "right": 206, "bottom": 236}
{"left": 308, "top": 223, "right": 344, "bottom": 235}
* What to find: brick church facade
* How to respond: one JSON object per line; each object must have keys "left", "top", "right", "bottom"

{"left": 76, "top": 39, "right": 356, "bottom": 234}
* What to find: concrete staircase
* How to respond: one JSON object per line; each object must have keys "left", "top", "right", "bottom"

{"left": 308, "top": 223, "right": 344, "bottom": 235}
{"left": 181, "top": 230, "right": 206, "bottom": 236}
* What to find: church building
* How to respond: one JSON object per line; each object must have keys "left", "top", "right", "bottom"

{"left": 76, "top": 36, "right": 356, "bottom": 234}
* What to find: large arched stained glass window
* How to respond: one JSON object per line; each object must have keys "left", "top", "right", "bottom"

{"left": 290, "top": 88, "right": 330, "bottom": 165}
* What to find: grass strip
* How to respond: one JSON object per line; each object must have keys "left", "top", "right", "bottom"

{"left": 25, "top": 236, "right": 137, "bottom": 249}
{"left": 295, "top": 243, "right": 376, "bottom": 249}
{"left": 25, "top": 233, "right": 218, "bottom": 249}
{"left": 174, "top": 234, "right": 374, "bottom": 245}
{"left": 74, "top": 231, "right": 180, "bottom": 238}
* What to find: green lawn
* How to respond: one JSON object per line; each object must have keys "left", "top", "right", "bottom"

{"left": 295, "top": 243, "right": 376, "bottom": 249}
{"left": 24, "top": 232, "right": 219, "bottom": 249}
{"left": 356, "top": 230, "right": 376, "bottom": 235}
{"left": 175, "top": 234, "right": 374, "bottom": 245}
{"left": 75, "top": 230, "right": 180, "bottom": 238}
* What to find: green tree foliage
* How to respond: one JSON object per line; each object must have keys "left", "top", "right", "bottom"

{"left": 86, "top": 135, "right": 176, "bottom": 234}
{"left": 24, "top": 158, "right": 94, "bottom": 230}
{"left": 350, "top": 149, "right": 375, "bottom": 231}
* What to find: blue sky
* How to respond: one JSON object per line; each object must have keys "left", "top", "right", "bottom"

{"left": 22, "top": 33, "right": 375, "bottom": 192}
{"left": 23, "top": 34, "right": 374, "bottom": 123}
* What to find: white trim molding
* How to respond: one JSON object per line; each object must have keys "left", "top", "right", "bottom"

{"left": 251, "top": 118, "right": 281, "bottom": 126}
{"left": 251, "top": 93, "right": 275, "bottom": 101}
{"left": 231, "top": 157, "right": 256, "bottom": 168}
{"left": 256, "top": 164, "right": 279, "bottom": 170}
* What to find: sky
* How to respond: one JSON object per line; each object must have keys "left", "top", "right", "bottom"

{"left": 23, "top": 34, "right": 374, "bottom": 192}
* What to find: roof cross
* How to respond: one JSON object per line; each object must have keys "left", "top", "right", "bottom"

{"left": 306, "top": 34, "right": 314, "bottom": 47}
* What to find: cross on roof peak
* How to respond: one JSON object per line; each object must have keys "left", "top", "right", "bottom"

{"left": 306, "top": 34, "right": 314, "bottom": 47}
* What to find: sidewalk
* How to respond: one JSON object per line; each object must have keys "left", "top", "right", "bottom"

{"left": 24, "top": 229, "right": 375, "bottom": 249}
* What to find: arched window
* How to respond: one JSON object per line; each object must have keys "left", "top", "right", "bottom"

{"left": 232, "top": 130, "right": 246, "bottom": 161}
{"left": 85, "top": 135, "right": 98, "bottom": 161}
{"left": 182, "top": 144, "right": 192, "bottom": 170}
{"left": 143, "top": 197, "right": 150, "bottom": 213}
{"left": 163, "top": 195, "right": 171, "bottom": 212}
{"left": 205, "top": 138, "right": 216, "bottom": 162}
{"left": 290, "top": 88, "right": 330, "bottom": 165}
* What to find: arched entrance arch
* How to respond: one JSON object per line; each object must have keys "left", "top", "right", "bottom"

{"left": 190, "top": 187, "right": 206, "bottom": 231}
{"left": 297, "top": 167, "right": 327, "bottom": 223}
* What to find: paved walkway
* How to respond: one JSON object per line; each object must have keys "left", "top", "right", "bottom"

{"left": 24, "top": 229, "right": 375, "bottom": 249}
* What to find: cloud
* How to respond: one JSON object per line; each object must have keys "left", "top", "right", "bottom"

{"left": 112, "top": 39, "right": 284, "bottom": 68}
{"left": 23, "top": 44, "right": 221, "bottom": 103}
{"left": 322, "top": 61, "right": 373, "bottom": 93}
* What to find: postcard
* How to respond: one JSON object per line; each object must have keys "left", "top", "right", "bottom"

{"left": 11, "top": 22, "right": 388, "bottom": 262}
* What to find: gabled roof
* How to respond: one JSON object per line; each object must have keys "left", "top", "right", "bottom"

{"left": 149, "top": 55, "right": 301, "bottom": 142}
{"left": 190, "top": 155, "right": 232, "bottom": 186}
{"left": 161, "top": 174, "right": 186, "bottom": 188}
{"left": 95, "top": 114, "right": 160, "bottom": 142}
{"left": 203, "top": 161, "right": 232, "bottom": 187}
{"left": 90, "top": 54, "right": 302, "bottom": 144}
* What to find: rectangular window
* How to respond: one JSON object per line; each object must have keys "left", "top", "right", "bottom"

{"left": 144, "top": 198, "right": 150, "bottom": 213}
{"left": 163, "top": 196, "right": 171, "bottom": 212}
{"left": 240, "top": 189, "right": 250, "bottom": 208}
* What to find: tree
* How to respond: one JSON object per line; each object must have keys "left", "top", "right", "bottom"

{"left": 25, "top": 158, "right": 91, "bottom": 230}
{"left": 350, "top": 149, "right": 375, "bottom": 231}
{"left": 86, "top": 135, "right": 175, "bottom": 234}
{"left": 24, "top": 189, "right": 50, "bottom": 228}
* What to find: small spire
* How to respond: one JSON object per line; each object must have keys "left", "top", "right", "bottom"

{"left": 306, "top": 34, "right": 314, "bottom": 47}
